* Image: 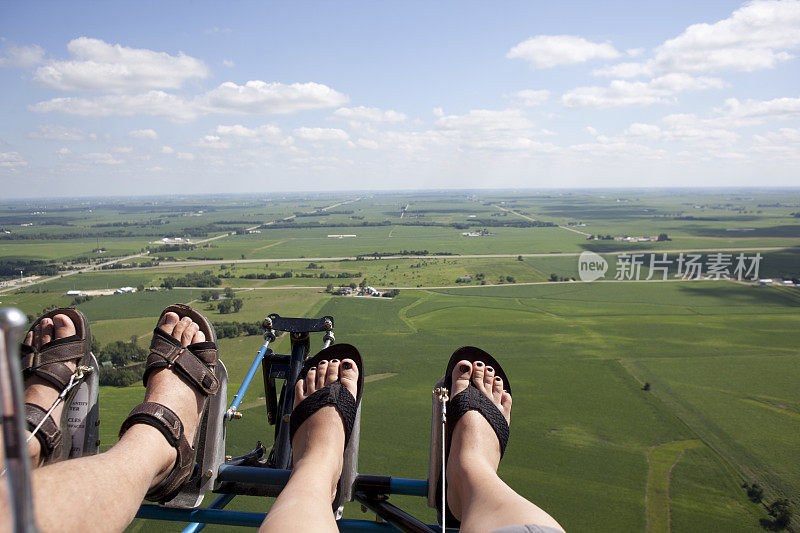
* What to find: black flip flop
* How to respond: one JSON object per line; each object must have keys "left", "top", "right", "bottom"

{"left": 289, "top": 343, "right": 364, "bottom": 513}
{"left": 430, "top": 346, "right": 512, "bottom": 527}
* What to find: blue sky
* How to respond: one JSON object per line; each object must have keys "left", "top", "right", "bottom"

{"left": 1, "top": 0, "right": 798, "bottom": 197}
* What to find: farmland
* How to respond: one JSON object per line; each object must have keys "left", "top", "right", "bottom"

{"left": 2, "top": 189, "right": 799, "bottom": 532}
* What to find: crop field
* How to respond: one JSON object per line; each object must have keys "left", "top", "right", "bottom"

{"left": 3, "top": 190, "right": 800, "bottom": 532}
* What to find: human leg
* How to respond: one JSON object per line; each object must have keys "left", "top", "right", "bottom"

{"left": 446, "top": 360, "right": 565, "bottom": 533}
{"left": 258, "top": 357, "right": 360, "bottom": 533}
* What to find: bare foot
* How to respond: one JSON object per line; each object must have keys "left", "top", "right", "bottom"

{"left": 23, "top": 313, "right": 77, "bottom": 465}
{"left": 135, "top": 312, "right": 208, "bottom": 489}
{"left": 290, "top": 357, "right": 360, "bottom": 501}
{"left": 445, "top": 359, "right": 512, "bottom": 519}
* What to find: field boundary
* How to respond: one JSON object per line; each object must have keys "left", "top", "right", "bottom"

{"left": 646, "top": 440, "right": 703, "bottom": 533}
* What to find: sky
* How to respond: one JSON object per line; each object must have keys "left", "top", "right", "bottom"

{"left": 0, "top": 0, "right": 799, "bottom": 198}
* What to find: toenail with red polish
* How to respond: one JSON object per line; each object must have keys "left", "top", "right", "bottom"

{"left": 459, "top": 364, "right": 470, "bottom": 372}
{"left": 486, "top": 366, "right": 493, "bottom": 373}
{"left": 331, "top": 359, "right": 339, "bottom": 363}
{"left": 342, "top": 362, "right": 352, "bottom": 369}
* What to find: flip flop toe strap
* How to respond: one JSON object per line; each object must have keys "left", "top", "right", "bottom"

{"left": 119, "top": 402, "right": 195, "bottom": 503}
{"left": 144, "top": 328, "right": 219, "bottom": 396}
{"left": 449, "top": 385, "right": 510, "bottom": 458}
{"left": 25, "top": 403, "right": 63, "bottom": 464}
{"left": 290, "top": 381, "right": 358, "bottom": 449}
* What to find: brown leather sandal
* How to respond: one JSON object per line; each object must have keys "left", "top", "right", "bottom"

{"left": 118, "top": 304, "right": 219, "bottom": 504}
{"left": 20, "top": 307, "right": 92, "bottom": 464}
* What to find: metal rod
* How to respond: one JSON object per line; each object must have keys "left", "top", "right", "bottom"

{"left": 0, "top": 307, "right": 37, "bottom": 533}
{"left": 271, "top": 335, "right": 307, "bottom": 468}
{"left": 226, "top": 339, "right": 271, "bottom": 420}
{"left": 180, "top": 493, "right": 236, "bottom": 533}
{"left": 356, "top": 496, "right": 439, "bottom": 533}
{"left": 217, "top": 466, "right": 428, "bottom": 497}
{"left": 138, "top": 505, "right": 401, "bottom": 531}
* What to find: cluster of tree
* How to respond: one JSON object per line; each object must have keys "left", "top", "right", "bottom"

{"left": 101, "top": 259, "right": 160, "bottom": 270}
{"left": 656, "top": 233, "right": 670, "bottom": 241}
{"left": 549, "top": 274, "right": 575, "bottom": 282}
{"left": 318, "top": 271, "right": 361, "bottom": 279}
{"left": 0, "top": 259, "right": 60, "bottom": 279}
{"left": 0, "top": 230, "right": 142, "bottom": 240}
{"left": 258, "top": 219, "right": 553, "bottom": 231}
{"left": 213, "top": 321, "right": 263, "bottom": 338}
{"left": 161, "top": 270, "right": 221, "bottom": 289}
{"left": 588, "top": 234, "right": 615, "bottom": 240}
{"left": 383, "top": 289, "right": 400, "bottom": 298}
{"left": 760, "top": 499, "right": 793, "bottom": 531}
{"left": 241, "top": 271, "right": 295, "bottom": 279}
{"left": 70, "top": 295, "right": 93, "bottom": 305}
{"left": 149, "top": 243, "right": 195, "bottom": 253}
{"left": 96, "top": 337, "right": 148, "bottom": 387}
{"left": 790, "top": 212, "right": 800, "bottom": 218}
{"left": 217, "top": 298, "right": 244, "bottom": 314}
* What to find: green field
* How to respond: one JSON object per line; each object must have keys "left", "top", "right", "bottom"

{"left": 4, "top": 190, "right": 800, "bottom": 532}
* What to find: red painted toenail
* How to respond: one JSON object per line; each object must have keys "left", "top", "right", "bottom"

{"left": 486, "top": 366, "right": 493, "bottom": 373}
{"left": 331, "top": 359, "right": 339, "bottom": 363}
{"left": 475, "top": 362, "right": 483, "bottom": 367}
{"left": 342, "top": 362, "right": 352, "bottom": 369}
{"left": 495, "top": 377, "right": 502, "bottom": 381}
{"left": 459, "top": 364, "right": 469, "bottom": 372}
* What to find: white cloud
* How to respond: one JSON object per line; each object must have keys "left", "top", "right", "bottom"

{"left": 111, "top": 145, "right": 133, "bottom": 153}
{"left": 507, "top": 35, "right": 620, "bottom": 69}
{"left": 754, "top": 127, "right": 800, "bottom": 144}
{"left": 32, "top": 37, "right": 209, "bottom": 92}
{"left": 293, "top": 127, "right": 350, "bottom": 142}
{"left": 0, "top": 152, "right": 27, "bottom": 168}
{"left": 561, "top": 73, "right": 725, "bottom": 109}
{"left": 715, "top": 96, "right": 800, "bottom": 125}
{"left": 56, "top": 147, "right": 71, "bottom": 156}
{"left": 597, "top": 0, "right": 800, "bottom": 77}
{"left": 160, "top": 146, "right": 175, "bottom": 154}
{"left": 177, "top": 152, "right": 195, "bottom": 160}
{"left": 203, "top": 81, "right": 348, "bottom": 114}
{"left": 27, "top": 124, "right": 95, "bottom": 141}
{"left": 431, "top": 109, "right": 559, "bottom": 152}
{"left": 509, "top": 89, "right": 551, "bottom": 107}
{"left": 29, "top": 91, "right": 199, "bottom": 121}
{"left": 129, "top": 128, "right": 158, "bottom": 140}
{"left": 222, "top": 59, "right": 235, "bottom": 68}
{"left": 332, "top": 106, "right": 407, "bottom": 126}
{"left": 30, "top": 79, "right": 347, "bottom": 121}
{"left": 0, "top": 43, "right": 45, "bottom": 67}
{"left": 81, "top": 152, "right": 123, "bottom": 164}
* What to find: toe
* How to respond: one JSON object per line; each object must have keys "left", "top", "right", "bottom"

{"left": 325, "top": 359, "right": 340, "bottom": 386}
{"left": 500, "top": 391, "right": 512, "bottom": 423}
{"left": 339, "top": 359, "right": 359, "bottom": 398}
{"left": 472, "top": 361, "right": 485, "bottom": 392}
{"left": 305, "top": 367, "right": 317, "bottom": 395}
{"left": 24, "top": 331, "right": 33, "bottom": 346}
{"left": 451, "top": 360, "right": 472, "bottom": 396}
{"left": 293, "top": 378, "right": 306, "bottom": 407}
{"left": 492, "top": 376, "right": 504, "bottom": 403}
{"left": 181, "top": 322, "right": 199, "bottom": 347}
{"left": 158, "top": 312, "right": 180, "bottom": 336}
{"left": 171, "top": 317, "right": 191, "bottom": 342}
{"left": 52, "top": 314, "right": 76, "bottom": 340}
{"left": 316, "top": 360, "right": 328, "bottom": 389}
{"left": 41, "top": 318, "right": 54, "bottom": 346}
{"left": 484, "top": 366, "right": 495, "bottom": 390}
{"left": 191, "top": 330, "right": 205, "bottom": 344}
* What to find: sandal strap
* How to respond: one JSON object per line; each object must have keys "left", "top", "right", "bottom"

{"left": 290, "top": 381, "right": 358, "bottom": 449}
{"left": 20, "top": 336, "right": 84, "bottom": 389}
{"left": 119, "top": 401, "right": 194, "bottom": 503}
{"left": 25, "top": 403, "right": 63, "bottom": 464}
{"left": 143, "top": 328, "right": 219, "bottom": 396}
{"left": 449, "top": 385, "right": 509, "bottom": 458}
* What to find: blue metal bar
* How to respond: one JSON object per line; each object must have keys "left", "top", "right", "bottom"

{"left": 389, "top": 478, "right": 428, "bottom": 497}
{"left": 138, "top": 505, "right": 401, "bottom": 530}
{"left": 217, "top": 466, "right": 429, "bottom": 497}
{"left": 180, "top": 493, "right": 236, "bottom": 533}
{"left": 226, "top": 340, "right": 271, "bottom": 418}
